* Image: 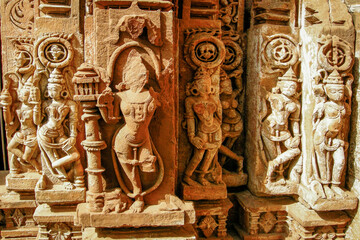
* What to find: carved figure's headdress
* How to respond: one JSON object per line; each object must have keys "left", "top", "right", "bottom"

{"left": 323, "top": 69, "right": 343, "bottom": 85}
{"left": 278, "top": 68, "right": 301, "bottom": 83}
{"left": 48, "top": 68, "right": 65, "bottom": 85}
{"left": 123, "top": 49, "right": 148, "bottom": 87}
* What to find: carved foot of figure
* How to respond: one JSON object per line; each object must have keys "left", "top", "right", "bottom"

{"left": 129, "top": 198, "right": 144, "bottom": 213}
{"left": 183, "top": 175, "right": 198, "bottom": 186}
{"left": 63, "top": 181, "right": 75, "bottom": 190}
{"left": 277, "top": 177, "right": 286, "bottom": 185}
{"left": 324, "top": 185, "right": 335, "bottom": 199}
{"left": 310, "top": 181, "right": 326, "bottom": 199}
{"left": 198, "top": 176, "right": 211, "bottom": 186}
{"left": 331, "top": 185, "right": 348, "bottom": 198}
{"left": 10, "top": 172, "right": 24, "bottom": 178}
{"left": 265, "top": 161, "right": 276, "bottom": 183}
{"left": 36, "top": 175, "right": 47, "bottom": 190}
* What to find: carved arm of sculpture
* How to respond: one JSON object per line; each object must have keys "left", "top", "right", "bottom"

{"left": 185, "top": 97, "right": 204, "bottom": 149}
{"left": 68, "top": 101, "right": 79, "bottom": 147}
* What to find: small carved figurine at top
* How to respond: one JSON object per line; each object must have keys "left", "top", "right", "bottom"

{"left": 311, "top": 69, "right": 352, "bottom": 199}
{"left": 261, "top": 68, "right": 301, "bottom": 185}
{"left": 183, "top": 67, "right": 223, "bottom": 186}
{"left": 37, "top": 68, "right": 84, "bottom": 190}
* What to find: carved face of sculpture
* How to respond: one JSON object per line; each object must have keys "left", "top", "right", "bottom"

{"left": 279, "top": 81, "right": 297, "bottom": 97}
{"left": 48, "top": 83, "right": 62, "bottom": 100}
{"left": 325, "top": 84, "right": 344, "bottom": 102}
{"left": 198, "top": 43, "right": 217, "bottom": 61}
{"left": 18, "top": 87, "right": 30, "bottom": 103}
{"left": 15, "top": 51, "right": 31, "bottom": 68}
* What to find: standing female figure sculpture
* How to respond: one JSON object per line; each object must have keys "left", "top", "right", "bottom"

{"left": 112, "top": 50, "right": 162, "bottom": 213}
{"left": 183, "top": 67, "right": 223, "bottom": 186}
{"left": 37, "top": 68, "right": 84, "bottom": 190}
{"left": 261, "top": 68, "right": 301, "bottom": 184}
{"left": 312, "top": 69, "right": 352, "bottom": 199}
{"left": 0, "top": 50, "right": 42, "bottom": 177}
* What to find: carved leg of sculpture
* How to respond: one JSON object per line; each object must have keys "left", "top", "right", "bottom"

{"left": 261, "top": 133, "right": 278, "bottom": 162}
{"left": 7, "top": 138, "right": 24, "bottom": 159}
{"left": 23, "top": 145, "right": 41, "bottom": 172}
{"left": 9, "top": 154, "right": 23, "bottom": 177}
{"left": 51, "top": 147, "right": 81, "bottom": 169}
{"left": 41, "top": 145, "right": 72, "bottom": 188}
{"left": 314, "top": 145, "right": 334, "bottom": 198}
{"left": 198, "top": 149, "right": 218, "bottom": 185}
{"left": 267, "top": 147, "right": 301, "bottom": 183}
{"left": 118, "top": 153, "right": 143, "bottom": 213}
{"left": 183, "top": 149, "right": 206, "bottom": 186}
{"left": 331, "top": 147, "right": 347, "bottom": 197}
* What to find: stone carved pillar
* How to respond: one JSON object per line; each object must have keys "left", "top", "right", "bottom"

{"left": 245, "top": 0, "right": 301, "bottom": 196}
{"left": 73, "top": 64, "right": 107, "bottom": 212}
{"left": 298, "top": 0, "right": 358, "bottom": 211}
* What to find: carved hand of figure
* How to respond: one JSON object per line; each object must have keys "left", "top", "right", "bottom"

{"left": 190, "top": 136, "right": 205, "bottom": 149}
{"left": 68, "top": 137, "right": 76, "bottom": 147}
{"left": 0, "top": 91, "right": 12, "bottom": 106}
{"left": 312, "top": 103, "right": 324, "bottom": 123}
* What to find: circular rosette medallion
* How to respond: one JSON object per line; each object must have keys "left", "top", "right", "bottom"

{"left": 38, "top": 37, "right": 73, "bottom": 68}
{"left": 184, "top": 33, "right": 226, "bottom": 69}
{"left": 262, "top": 34, "right": 299, "bottom": 70}
{"left": 222, "top": 38, "right": 243, "bottom": 71}
{"left": 318, "top": 35, "right": 354, "bottom": 72}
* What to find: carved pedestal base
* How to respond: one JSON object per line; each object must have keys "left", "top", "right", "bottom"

{"left": 287, "top": 203, "right": 350, "bottom": 240}
{"left": 34, "top": 204, "right": 81, "bottom": 240}
{"left": 234, "top": 190, "right": 294, "bottom": 239}
{"left": 298, "top": 184, "right": 358, "bottom": 211}
{"left": 0, "top": 185, "right": 38, "bottom": 239}
{"left": 6, "top": 172, "right": 41, "bottom": 192}
{"left": 181, "top": 182, "right": 227, "bottom": 201}
{"left": 193, "top": 199, "right": 233, "bottom": 239}
{"left": 76, "top": 196, "right": 195, "bottom": 228}
{"left": 82, "top": 225, "right": 197, "bottom": 239}
{"left": 35, "top": 186, "right": 86, "bottom": 205}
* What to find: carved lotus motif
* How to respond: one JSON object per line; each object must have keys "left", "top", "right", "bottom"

{"left": 259, "top": 212, "right": 277, "bottom": 233}
{"left": 197, "top": 216, "right": 218, "bottom": 238}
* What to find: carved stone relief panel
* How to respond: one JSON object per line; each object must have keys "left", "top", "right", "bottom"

{"left": 298, "top": 0, "right": 358, "bottom": 211}
{"left": 245, "top": 0, "right": 301, "bottom": 196}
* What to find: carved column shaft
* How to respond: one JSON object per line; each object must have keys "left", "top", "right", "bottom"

{"left": 81, "top": 102, "right": 106, "bottom": 211}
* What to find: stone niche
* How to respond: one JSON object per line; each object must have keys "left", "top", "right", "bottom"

{"left": 0, "top": 0, "right": 360, "bottom": 240}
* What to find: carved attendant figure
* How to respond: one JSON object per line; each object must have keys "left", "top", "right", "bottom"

{"left": 0, "top": 50, "right": 42, "bottom": 177}
{"left": 219, "top": 69, "right": 243, "bottom": 173}
{"left": 312, "top": 69, "right": 351, "bottom": 198}
{"left": 112, "top": 50, "right": 162, "bottom": 213}
{"left": 183, "top": 67, "right": 223, "bottom": 186}
{"left": 37, "top": 68, "right": 84, "bottom": 190}
{"left": 261, "top": 68, "right": 301, "bottom": 183}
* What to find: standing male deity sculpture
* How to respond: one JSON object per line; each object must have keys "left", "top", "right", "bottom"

{"left": 311, "top": 69, "right": 352, "bottom": 199}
